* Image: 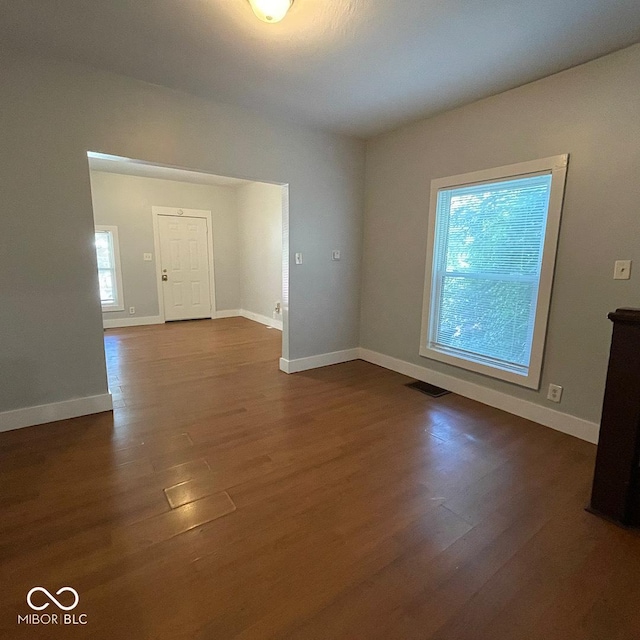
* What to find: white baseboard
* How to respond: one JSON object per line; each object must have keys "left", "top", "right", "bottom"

{"left": 358, "top": 348, "right": 600, "bottom": 444}
{"left": 215, "top": 309, "right": 241, "bottom": 319}
{"left": 103, "top": 315, "right": 163, "bottom": 329}
{"left": 215, "top": 309, "right": 282, "bottom": 330}
{"left": 240, "top": 309, "right": 283, "bottom": 331}
{"left": 0, "top": 393, "right": 113, "bottom": 433}
{"left": 280, "top": 348, "right": 360, "bottom": 374}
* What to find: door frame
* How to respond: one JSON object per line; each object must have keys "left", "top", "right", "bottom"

{"left": 151, "top": 206, "right": 217, "bottom": 323}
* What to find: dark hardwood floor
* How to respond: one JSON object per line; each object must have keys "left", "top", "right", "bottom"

{"left": 1, "top": 318, "right": 638, "bottom": 639}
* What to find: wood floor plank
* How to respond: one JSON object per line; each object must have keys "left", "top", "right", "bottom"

{"left": 164, "top": 475, "right": 223, "bottom": 509}
{"left": 115, "top": 491, "right": 237, "bottom": 551}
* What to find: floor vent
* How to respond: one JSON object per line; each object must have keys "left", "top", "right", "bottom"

{"left": 406, "top": 380, "right": 451, "bottom": 398}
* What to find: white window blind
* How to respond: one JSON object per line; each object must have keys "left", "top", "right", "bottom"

{"left": 421, "top": 156, "right": 568, "bottom": 389}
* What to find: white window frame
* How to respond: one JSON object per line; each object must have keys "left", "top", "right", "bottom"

{"left": 95, "top": 225, "right": 125, "bottom": 312}
{"left": 420, "top": 154, "right": 569, "bottom": 389}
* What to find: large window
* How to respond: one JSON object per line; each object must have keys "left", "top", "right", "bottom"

{"left": 95, "top": 225, "right": 124, "bottom": 312}
{"left": 420, "top": 155, "right": 568, "bottom": 389}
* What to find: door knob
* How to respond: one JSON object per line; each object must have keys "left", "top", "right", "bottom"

{"left": 162, "top": 274, "right": 168, "bottom": 281}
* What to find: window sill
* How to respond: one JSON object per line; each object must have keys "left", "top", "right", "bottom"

{"left": 419, "top": 344, "right": 541, "bottom": 390}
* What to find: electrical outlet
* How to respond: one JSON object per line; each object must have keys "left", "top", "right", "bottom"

{"left": 547, "top": 384, "right": 563, "bottom": 403}
{"left": 129, "top": 306, "right": 135, "bottom": 315}
{"left": 143, "top": 253, "right": 153, "bottom": 261}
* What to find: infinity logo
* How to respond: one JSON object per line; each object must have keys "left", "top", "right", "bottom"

{"left": 26, "top": 587, "right": 79, "bottom": 611}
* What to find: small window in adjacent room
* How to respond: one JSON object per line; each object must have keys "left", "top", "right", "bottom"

{"left": 95, "top": 225, "right": 124, "bottom": 312}
{"left": 420, "top": 155, "right": 569, "bottom": 389}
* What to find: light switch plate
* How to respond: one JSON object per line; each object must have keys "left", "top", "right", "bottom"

{"left": 614, "top": 260, "right": 632, "bottom": 280}
{"left": 332, "top": 250, "right": 341, "bottom": 261}
{"left": 143, "top": 253, "right": 153, "bottom": 261}
{"left": 295, "top": 252, "right": 303, "bottom": 265}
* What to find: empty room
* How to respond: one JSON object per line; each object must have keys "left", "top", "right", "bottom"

{"left": 1, "top": 1, "right": 639, "bottom": 639}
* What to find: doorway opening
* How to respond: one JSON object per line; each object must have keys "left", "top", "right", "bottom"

{"left": 86, "top": 151, "right": 289, "bottom": 391}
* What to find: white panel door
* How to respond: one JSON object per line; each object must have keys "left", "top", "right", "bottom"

{"left": 158, "top": 216, "right": 211, "bottom": 321}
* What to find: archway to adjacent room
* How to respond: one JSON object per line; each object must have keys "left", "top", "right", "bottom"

{"left": 86, "top": 151, "right": 289, "bottom": 410}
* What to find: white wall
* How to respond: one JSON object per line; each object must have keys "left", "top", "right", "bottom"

{"left": 89, "top": 171, "right": 241, "bottom": 320}
{"left": 361, "top": 44, "right": 640, "bottom": 429}
{"left": 237, "top": 182, "right": 284, "bottom": 323}
{"left": 0, "top": 50, "right": 364, "bottom": 419}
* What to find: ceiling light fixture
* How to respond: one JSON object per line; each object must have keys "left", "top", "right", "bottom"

{"left": 247, "top": 0, "right": 293, "bottom": 23}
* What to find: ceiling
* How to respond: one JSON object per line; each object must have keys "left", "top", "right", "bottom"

{"left": 1, "top": 0, "right": 639, "bottom": 137}
{"left": 87, "top": 153, "right": 255, "bottom": 188}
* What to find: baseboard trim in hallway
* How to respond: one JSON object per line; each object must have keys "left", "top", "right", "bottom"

{"left": 217, "top": 309, "right": 283, "bottom": 330}
{"left": 239, "top": 309, "right": 283, "bottom": 331}
{"left": 103, "top": 315, "right": 163, "bottom": 329}
{"left": 0, "top": 393, "right": 113, "bottom": 433}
